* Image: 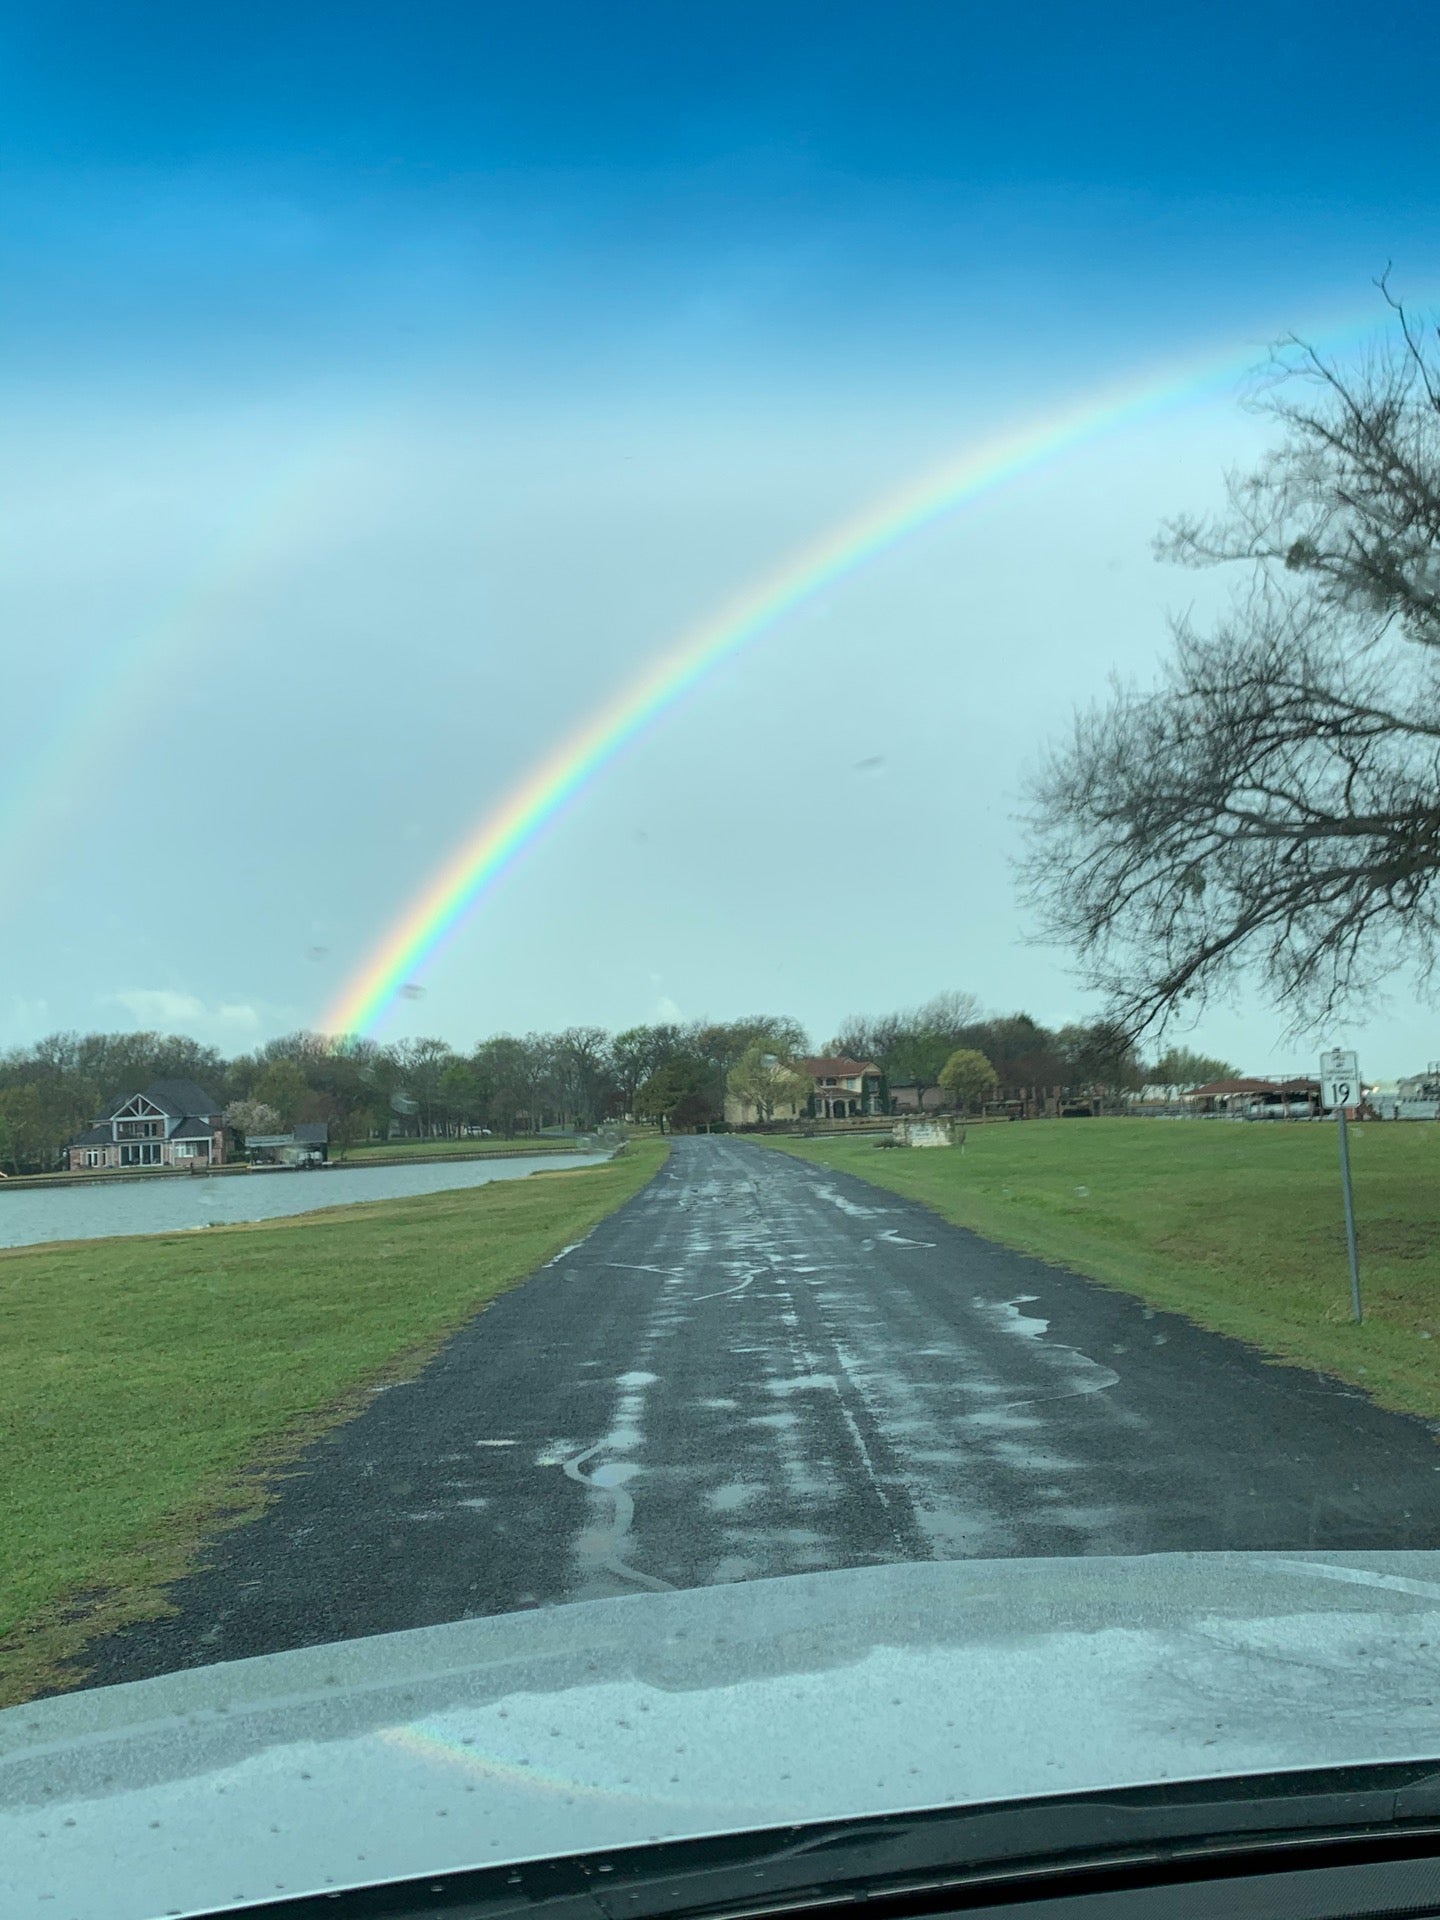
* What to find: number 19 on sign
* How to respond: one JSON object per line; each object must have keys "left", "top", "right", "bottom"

{"left": 1319, "top": 1048, "right": 1362, "bottom": 1323}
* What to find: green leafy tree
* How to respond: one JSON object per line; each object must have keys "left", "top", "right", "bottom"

{"left": 0, "top": 1081, "right": 89, "bottom": 1172}
{"left": 938, "top": 1048, "right": 998, "bottom": 1112}
{"left": 635, "top": 1055, "right": 719, "bottom": 1131}
{"left": 326, "top": 1104, "right": 370, "bottom": 1158}
{"left": 252, "top": 1060, "right": 310, "bottom": 1128}
{"left": 437, "top": 1061, "right": 486, "bottom": 1131}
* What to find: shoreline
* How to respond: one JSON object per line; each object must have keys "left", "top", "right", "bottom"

{"left": 0, "top": 1144, "right": 599, "bottom": 1193}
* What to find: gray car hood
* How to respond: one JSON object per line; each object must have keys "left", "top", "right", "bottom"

{"left": 6, "top": 1551, "right": 1440, "bottom": 1920}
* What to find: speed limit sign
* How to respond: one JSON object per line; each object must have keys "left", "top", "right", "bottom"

{"left": 1319, "top": 1048, "right": 1364, "bottom": 1323}
{"left": 1320, "top": 1048, "right": 1360, "bottom": 1111}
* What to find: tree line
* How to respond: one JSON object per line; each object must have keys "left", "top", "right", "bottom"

{"left": 0, "top": 1005, "right": 1237, "bottom": 1174}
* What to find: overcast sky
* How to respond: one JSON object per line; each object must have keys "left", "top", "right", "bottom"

{"left": 4, "top": 1, "right": 1440, "bottom": 1077}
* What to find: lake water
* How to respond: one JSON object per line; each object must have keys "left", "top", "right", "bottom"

{"left": 0, "top": 1152, "right": 610, "bottom": 1250}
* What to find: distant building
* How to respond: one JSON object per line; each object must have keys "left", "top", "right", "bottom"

{"left": 723, "top": 1055, "right": 884, "bottom": 1126}
{"left": 66, "top": 1080, "right": 227, "bottom": 1172}
{"left": 1184, "top": 1077, "right": 1321, "bottom": 1118}
{"left": 800, "top": 1057, "right": 884, "bottom": 1120}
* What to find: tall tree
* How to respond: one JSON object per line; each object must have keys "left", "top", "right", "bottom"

{"left": 252, "top": 1059, "right": 310, "bottom": 1128}
{"left": 391, "top": 1037, "right": 458, "bottom": 1136}
{"left": 552, "top": 1026, "right": 617, "bottom": 1128}
{"left": 938, "top": 1048, "right": 998, "bottom": 1112}
{"left": 0, "top": 1080, "right": 93, "bottom": 1171}
{"left": 635, "top": 1054, "right": 720, "bottom": 1131}
{"left": 1026, "top": 287, "right": 1440, "bottom": 1035}
{"left": 1058, "top": 1020, "right": 1142, "bottom": 1100}
{"left": 611, "top": 1024, "right": 681, "bottom": 1112}
{"left": 725, "top": 1046, "right": 814, "bottom": 1124}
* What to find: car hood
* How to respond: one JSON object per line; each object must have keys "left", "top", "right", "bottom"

{"left": 6, "top": 1551, "right": 1440, "bottom": 1919}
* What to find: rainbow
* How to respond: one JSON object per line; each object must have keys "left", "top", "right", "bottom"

{"left": 378, "top": 1720, "right": 736, "bottom": 1812}
{"left": 0, "top": 427, "right": 380, "bottom": 906}
{"left": 321, "top": 307, "right": 1407, "bottom": 1036}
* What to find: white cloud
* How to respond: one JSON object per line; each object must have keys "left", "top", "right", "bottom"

{"left": 653, "top": 995, "right": 683, "bottom": 1023}
{"left": 111, "top": 988, "right": 207, "bottom": 1025}
{"left": 216, "top": 1002, "right": 261, "bottom": 1029}
{"left": 103, "top": 990, "right": 262, "bottom": 1036}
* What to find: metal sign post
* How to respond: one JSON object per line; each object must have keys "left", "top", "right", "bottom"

{"left": 1319, "top": 1048, "right": 1362, "bottom": 1324}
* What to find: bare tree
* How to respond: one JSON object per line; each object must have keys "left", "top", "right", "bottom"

{"left": 1024, "top": 284, "right": 1440, "bottom": 1037}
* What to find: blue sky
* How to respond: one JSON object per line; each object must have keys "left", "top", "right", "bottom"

{"left": 3, "top": 1, "right": 1439, "bottom": 1073}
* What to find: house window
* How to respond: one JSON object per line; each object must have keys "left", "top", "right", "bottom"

{"left": 85, "top": 1150, "right": 100, "bottom": 1167}
{"left": 120, "top": 1142, "right": 164, "bottom": 1167}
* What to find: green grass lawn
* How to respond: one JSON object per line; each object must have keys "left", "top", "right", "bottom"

{"left": 756, "top": 1122, "right": 1440, "bottom": 1425}
{"left": 0, "top": 1139, "right": 666, "bottom": 1704}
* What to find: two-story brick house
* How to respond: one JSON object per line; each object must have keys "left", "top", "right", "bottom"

{"left": 801, "top": 1056, "right": 884, "bottom": 1119}
{"left": 66, "top": 1080, "right": 227, "bottom": 1172}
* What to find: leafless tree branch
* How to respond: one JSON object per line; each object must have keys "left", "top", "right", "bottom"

{"left": 1025, "top": 290, "right": 1440, "bottom": 1040}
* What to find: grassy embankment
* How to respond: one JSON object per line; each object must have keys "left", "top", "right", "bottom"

{"left": 757, "top": 1121, "right": 1440, "bottom": 1424}
{"left": 0, "top": 1139, "right": 666, "bottom": 1704}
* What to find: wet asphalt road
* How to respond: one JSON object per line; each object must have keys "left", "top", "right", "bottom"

{"left": 83, "top": 1136, "right": 1440, "bottom": 1685}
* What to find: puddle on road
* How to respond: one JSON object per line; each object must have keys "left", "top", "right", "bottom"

{"left": 707, "top": 1482, "right": 764, "bottom": 1513}
{"left": 765, "top": 1373, "right": 839, "bottom": 1396}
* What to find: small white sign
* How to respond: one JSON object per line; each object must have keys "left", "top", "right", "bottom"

{"left": 1320, "top": 1048, "right": 1361, "bottom": 1111}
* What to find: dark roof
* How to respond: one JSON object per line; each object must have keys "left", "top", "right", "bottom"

{"left": 1192, "top": 1077, "right": 1320, "bottom": 1097}
{"left": 141, "top": 1079, "right": 220, "bottom": 1118}
{"left": 170, "top": 1117, "right": 217, "bottom": 1140}
{"left": 293, "top": 1122, "right": 329, "bottom": 1144}
{"left": 69, "top": 1124, "right": 112, "bottom": 1147}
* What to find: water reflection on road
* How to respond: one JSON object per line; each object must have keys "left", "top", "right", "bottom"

{"left": 0, "top": 1153, "right": 608, "bottom": 1249}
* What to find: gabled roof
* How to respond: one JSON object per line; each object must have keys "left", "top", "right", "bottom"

{"left": 170, "top": 1117, "right": 218, "bottom": 1140}
{"left": 69, "top": 1124, "right": 112, "bottom": 1148}
{"left": 799, "top": 1056, "right": 880, "bottom": 1078}
{"left": 140, "top": 1079, "right": 221, "bottom": 1117}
